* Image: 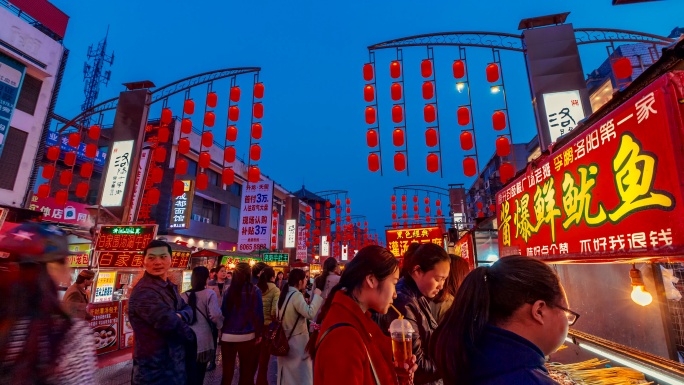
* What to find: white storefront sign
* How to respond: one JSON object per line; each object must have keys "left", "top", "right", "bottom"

{"left": 285, "top": 219, "right": 297, "bottom": 248}
{"left": 237, "top": 180, "right": 274, "bottom": 253}
{"left": 101, "top": 140, "right": 135, "bottom": 207}
{"left": 321, "top": 235, "right": 329, "bottom": 257}
{"left": 543, "top": 90, "right": 585, "bottom": 143}
{"left": 297, "top": 226, "right": 308, "bottom": 261}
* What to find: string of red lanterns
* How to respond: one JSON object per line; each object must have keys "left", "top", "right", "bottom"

{"left": 173, "top": 98, "right": 195, "bottom": 197}
{"left": 487, "top": 49, "right": 515, "bottom": 184}
{"left": 422, "top": 50, "right": 442, "bottom": 175}
{"left": 248, "top": 78, "right": 265, "bottom": 184}
{"left": 364, "top": 61, "right": 382, "bottom": 174}
{"left": 390, "top": 57, "right": 408, "bottom": 174}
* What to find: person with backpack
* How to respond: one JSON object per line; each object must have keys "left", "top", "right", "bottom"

{"left": 256, "top": 267, "right": 280, "bottom": 385}
{"left": 181, "top": 266, "right": 224, "bottom": 385}
{"left": 275, "top": 268, "right": 323, "bottom": 385}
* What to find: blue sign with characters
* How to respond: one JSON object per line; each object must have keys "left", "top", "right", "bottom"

{"left": 0, "top": 53, "right": 26, "bottom": 159}
{"left": 45, "top": 131, "right": 107, "bottom": 167}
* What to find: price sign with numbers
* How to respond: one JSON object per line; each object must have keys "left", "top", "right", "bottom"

{"left": 94, "top": 272, "right": 117, "bottom": 303}
{"left": 237, "top": 180, "right": 274, "bottom": 253}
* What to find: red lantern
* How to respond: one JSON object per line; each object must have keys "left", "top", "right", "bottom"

{"left": 402, "top": 204, "right": 407, "bottom": 211}
{"left": 161, "top": 108, "right": 173, "bottom": 124}
{"left": 457, "top": 106, "right": 470, "bottom": 126}
{"left": 460, "top": 131, "right": 474, "bottom": 151}
{"left": 463, "top": 157, "right": 477, "bottom": 177}
{"left": 390, "top": 61, "right": 401, "bottom": 79}
{"left": 199, "top": 152, "right": 211, "bottom": 169}
{"left": 424, "top": 104, "right": 436, "bottom": 123}
{"left": 493, "top": 111, "right": 506, "bottom": 131}
{"left": 196, "top": 173, "right": 208, "bottom": 190}
{"left": 254, "top": 83, "right": 265, "bottom": 99}
{"left": 437, "top": 209, "right": 443, "bottom": 216}
{"left": 64, "top": 152, "right": 76, "bottom": 166}
{"left": 391, "top": 83, "right": 402, "bottom": 101}
{"left": 230, "top": 86, "right": 241, "bottom": 102}
{"left": 453, "top": 60, "right": 465, "bottom": 79}
{"left": 486, "top": 63, "right": 500, "bottom": 83}
{"left": 413, "top": 195, "right": 418, "bottom": 203}
{"left": 80, "top": 162, "right": 93, "bottom": 178}
{"left": 253, "top": 103, "right": 264, "bottom": 119}
{"left": 146, "top": 187, "right": 161, "bottom": 205}
{"left": 368, "top": 153, "right": 380, "bottom": 172}
{"left": 365, "top": 107, "right": 376, "bottom": 125}
{"left": 364, "top": 85, "right": 374, "bottom": 102}
{"left": 271, "top": 236, "right": 277, "bottom": 244}
{"left": 496, "top": 136, "right": 511, "bottom": 157}
{"left": 401, "top": 195, "right": 407, "bottom": 202}
{"left": 425, "top": 128, "right": 438, "bottom": 147}
{"left": 206, "top": 92, "right": 218, "bottom": 108}
{"left": 55, "top": 190, "right": 68, "bottom": 205}
{"left": 392, "top": 105, "right": 403, "bottom": 123}
{"left": 612, "top": 57, "right": 633, "bottom": 79}
{"left": 75, "top": 182, "right": 89, "bottom": 198}
{"left": 391, "top": 195, "right": 396, "bottom": 202}
{"left": 42, "top": 164, "right": 55, "bottom": 179}
{"left": 184, "top": 99, "right": 195, "bottom": 115}
{"left": 178, "top": 138, "right": 190, "bottom": 154}
{"left": 413, "top": 204, "right": 419, "bottom": 212}
{"left": 336, "top": 199, "right": 341, "bottom": 206}
{"left": 391, "top": 204, "right": 397, "bottom": 210}
{"left": 176, "top": 158, "right": 188, "bottom": 175}
{"left": 88, "top": 125, "right": 101, "bottom": 140}
{"left": 476, "top": 202, "right": 483, "bottom": 210}
{"left": 489, "top": 204, "right": 496, "bottom": 212}
{"left": 346, "top": 216, "right": 351, "bottom": 223}
{"left": 224, "top": 147, "right": 236, "bottom": 163}
{"left": 366, "top": 129, "right": 378, "bottom": 148}
{"left": 82, "top": 143, "right": 96, "bottom": 158}
{"left": 248, "top": 166, "right": 260, "bottom": 183}
{"left": 47, "top": 146, "right": 60, "bottom": 161}
{"left": 172, "top": 180, "right": 185, "bottom": 197}
{"left": 424, "top": 197, "right": 430, "bottom": 205}
{"left": 37, "top": 184, "right": 50, "bottom": 198}
{"left": 150, "top": 167, "right": 163, "bottom": 183}
{"left": 392, "top": 213, "right": 397, "bottom": 220}
{"left": 436, "top": 199, "right": 441, "bottom": 206}
{"left": 392, "top": 129, "right": 404, "bottom": 147}
{"left": 158, "top": 127, "right": 170, "bottom": 143}
{"left": 500, "top": 162, "right": 514, "bottom": 183}
{"left": 181, "top": 118, "right": 192, "bottom": 134}
{"left": 59, "top": 170, "right": 72, "bottom": 186}
{"left": 478, "top": 212, "right": 484, "bottom": 218}
{"left": 421, "top": 59, "right": 433, "bottom": 78}
{"left": 154, "top": 146, "right": 167, "bottom": 163}
{"left": 414, "top": 213, "right": 420, "bottom": 220}
{"left": 363, "top": 63, "right": 374, "bottom": 81}
{"left": 226, "top": 125, "right": 238, "bottom": 142}
{"left": 425, "top": 206, "right": 431, "bottom": 213}
{"left": 346, "top": 198, "right": 351, "bottom": 205}
{"left": 204, "top": 111, "right": 216, "bottom": 127}
{"left": 68, "top": 133, "right": 80, "bottom": 148}
{"left": 346, "top": 207, "right": 351, "bottom": 214}
{"left": 202, "top": 131, "right": 214, "bottom": 148}
{"left": 250, "top": 144, "right": 261, "bottom": 161}
{"left": 229, "top": 106, "right": 240, "bottom": 121}
{"left": 250, "top": 123, "right": 263, "bottom": 140}
{"left": 422, "top": 81, "right": 434, "bottom": 100}
{"left": 222, "top": 168, "right": 235, "bottom": 185}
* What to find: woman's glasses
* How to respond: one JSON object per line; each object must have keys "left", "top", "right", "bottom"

{"left": 556, "top": 304, "right": 580, "bottom": 326}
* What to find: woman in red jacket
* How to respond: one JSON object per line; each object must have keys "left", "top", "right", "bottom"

{"left": 310, "top": 245, "right": 416, "bottom": 385}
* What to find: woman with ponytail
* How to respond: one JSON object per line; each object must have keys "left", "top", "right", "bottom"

{"left": 430, "top": 256, "right": 578, "bottom": 385}
{"left": 314, "top": 257, "right": 341, "bottom": 300}
{"left": 311, "top": 245, "right": 417, "bottom": 385}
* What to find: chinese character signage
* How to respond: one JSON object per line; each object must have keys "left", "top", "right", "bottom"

{"left": 237, "top": 180, "right": 274, "bottom": 252}
{"left": 96, "top": 251, "right": 145, "bottom": 268}
{"left": 95, "top": 225, "right": 158, "bottom": 252}
{"left": 128, "top": 148, "right": 150, "bottom": 223}
{"left": 45, "top": 131, "right": 107, "bottom": 167}
{"left": 89, "top": 301, "right": 120, "bottom": 354}
{"left": 543, "top": 90, "right": 586, "bottom": 143}
{"left": 101, "top": 140, "right": 135, "bottom": 207}
{"left": 321, "top": 235, "right": 330, "bottom": 257}
{"left": 497, "top": 74, "right": 684, "bottom": 262}
{"left": 341, "top": 244, "right": 348, "bottom": 261}
{"left": 93, "top": 272, "right": 117, "bottom": 303}
{"left": 0, "top": 53, "right": 25, "bottom": 159}
{"left": 170, "top": 180, "right": 194, "bottom": 229}
{"left": 454, "top": 233, "right": 475, "bottom": 271}
{"left": 285, "top": 219, "right": 297, "bottom": 248}
{"left": 220, "top": 255, "right": 260, "bottom": 266}
{"left": 385, "top": 227, "right": 444, "bottom": 257}
{"left": 297, "top": 226, "right": 308, "bottom": 261}
{"left": 171, "top": 251, "right": 191, "bottom": 269}
{"left": 263, "top": 253, "right": 289, "bottom": 264}
{"left": 28, "top": 194, "right": 94, "bottom": 227}
{"left": 67, "top": 243, "right": 91, "bottom": 267}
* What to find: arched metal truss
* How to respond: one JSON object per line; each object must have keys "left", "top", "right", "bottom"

{"left": 393, "top": 184, "right": 449, "bottom": 195}
{"left": 573, "top": 28, "right": 674, "bottom": 46}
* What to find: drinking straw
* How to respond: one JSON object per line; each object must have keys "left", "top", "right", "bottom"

{"left": 390, "top": 304, "right": 404, "bottom": 320}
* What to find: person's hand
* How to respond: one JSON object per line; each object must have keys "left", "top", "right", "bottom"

{"left": 394, "top": 355, "right": 417, "bottom": 385}
{"left": 313, "top": 288, "right": 322, "bottom": 297}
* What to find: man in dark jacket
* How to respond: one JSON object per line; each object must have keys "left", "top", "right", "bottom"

{"left": 129, "top": 240, "right": 195, "bottom": 385}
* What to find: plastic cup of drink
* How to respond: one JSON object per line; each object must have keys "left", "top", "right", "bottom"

{"left": 389, "top": 319, "right": 414, "bottom": 384}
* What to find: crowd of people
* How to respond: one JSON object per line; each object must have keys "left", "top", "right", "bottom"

{"left": 0, "top": 222, "right": 578, "bottom": 385}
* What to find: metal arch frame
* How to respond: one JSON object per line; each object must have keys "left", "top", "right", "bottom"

{"left": 573, "top": 28, "right": 674, "bottom": 46}
{"left": 393, "top": 184, "right": 449, "bottom": 195}
{"left": 57, "top": 67, "right": 261, "bottom": 133}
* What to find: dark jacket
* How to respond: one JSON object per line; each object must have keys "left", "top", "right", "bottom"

{"left": 129, "top": 272, "right": 195, "bottom": 385}
{"left": 376, "top": 277, "right": 440, "bottom": 385}
{"left": 221, "top": 284, "right": 265, "bottom": 336}
{"left": 469, "top": 326, "right": 558, "bottom": 385}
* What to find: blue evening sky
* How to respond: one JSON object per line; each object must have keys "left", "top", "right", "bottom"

{"left": 49, "top": 0, "right": 683, "bottom": 239}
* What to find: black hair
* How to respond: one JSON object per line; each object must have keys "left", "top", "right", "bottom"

{"left": 402, "top": 243, "right": 449, "bottom": 282}
{"left": 223, "top": 262, "right": 255, "bottom": 314}
{"left": 252, "top": 262, "right": 268, "bottom": 279}
{"left": 433, "top": 255, "right": 470, "bottom": 303}
{"left": 307, "top": 245, "right": 399, "bottom": 359}
{"left": 75, "top": 275, "right": 89, "bottom": 284}
{"left": 143, "top": 240, "right": 172, "bottom": 256}
{"left": 210, "top": 267, "right": 219, "bottom": 274}
{"left": 257, "top": 266, "right": 275, "bottom": 293}
{"left": 186, "top": 266, "right": 210, "bottom": 324}
{"left": 277, "top": 268, "right": 306, "bottom": 309}
{"left": 430, "top": 256, "right": 564, "bottom": 385}
{"left": 314, "top": 257, "right": 339, "bottom": 291}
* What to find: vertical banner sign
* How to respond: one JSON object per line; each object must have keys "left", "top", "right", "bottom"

{"left": 496, "top": 74, "right": 684, "bottom": 262}
{"left": 102, "top": 140, "right": 135, "bottom": 207}
{"left": 385, "top": 227, "right": 444, "bottom": 257}
{"left": 93, "top": 272, "right": 117, "bottom": 303}
{"left": 0, "top": 53, "right": 26, "bottom": 159}
{"left": 90, "top": 302, "right": 120, "bottom": 354}
{"left": 128, "top": 148, "right": 151, "bottom": 223}
{"left": 454, "top": 233, "right": 475, "bottom": 271}
{"left": 237, "top": 180, "right": 274, "bottom": 252}
{"left": 169, "top": 180, "right": 194, "bottom": 229}
{"left": 543, "top": 90, "right": 585, "bottom": 143}
{"left": 297, "top": 226, "right": 308, "bottom": 260}
{"left": 321, "top": 235, "right": 330, "bottom": 257}
{"left": 341, "top": 244, "right": 348, "bottom": 261}
{"left": 285, "top": 219, "right": 297, "bottom": 248}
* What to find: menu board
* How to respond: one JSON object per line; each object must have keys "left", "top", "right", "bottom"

{"left": 93, "top": 271, "right": 117, "bottom": 303}
{"left": 89, "top": 301, "right": 120, "bottom": 354}
{"left": 119, "top": 299, "right": 134, "bottom": 349}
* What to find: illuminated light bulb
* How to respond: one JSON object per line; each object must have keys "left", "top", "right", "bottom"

{"left": 490, "top": 85, "right": 501, "bottom": 94}
{"left": 456, "top": 82, "right": 465, "bottom": 93}
{"left": 249, "top": 260, "right": 256, "bottom": 266}
{"left": 629, "top": 264, "right": 653, "bottom": 307}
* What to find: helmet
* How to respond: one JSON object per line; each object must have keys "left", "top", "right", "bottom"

{"left": 0, "top": 222, "right": 71, "bottom": 264}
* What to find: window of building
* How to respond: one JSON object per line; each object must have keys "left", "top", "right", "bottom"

{"left": 184, "top": 156, "right": 197, "bottom": 176}
{"left": 16, "top": 74, "right": 42, "bottom": 116}
{"left": 206, "top": 169, "right": 222, "bottom": 187}
{"left": 229, "top": 182, "right": 242, "bottom": 196}
{"left": 229, "top": 206, "right": 240, "bottom": 229}
{"left": 0, "top": 127, "right": 27, "bottom": 190}
{"left": 192, "top": 196, "right": 222, "bottom": 226}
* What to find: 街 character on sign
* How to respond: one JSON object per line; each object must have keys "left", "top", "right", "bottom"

{"left": 532, "top": 178, "right": 561, "bottom": 243}
{"left": 561, "top": 164, "right": 607, "bottom": 230}
{"left": 499, "top": 200, "right": 512, "bottom": 247}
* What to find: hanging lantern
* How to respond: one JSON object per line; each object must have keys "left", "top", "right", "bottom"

{"left": 346, "top": 216, "right": 351, "bottom": 223}
{"left": 253, "top": 103, "right": 264, "bottom": 119}
{"left": 390, "top": 61, "right": 401, "bottom": 79}
{"left": 199, "top": 151, "right": 211, "bottom": 169}
{"left": 254, "top": 83, "right": 265, "bottom": 99}
{"left": 335, "top": 207, "right": 341, "bottom": 215}
{"left": 84, "top": 144, "right": 97, "bottom": 158}
{"left": 391, "top": 195, "right": 396, "bottom": 202}
{"left": 421, "top": 59, "right": 433, "bottom": 78}
{"left": 47, "top": 146, "right": 60, "bottom": 161}
{"left": 196, "top": 173, "right": 208, "bottom": 190}
{"left": 500, "top": 162, "right": 514, "bottom": 183}
{"left": 422, "top": 81, "right": 434, "bottom": 100}
{"left": 37, "top": 183, "right": 50, "bottom": 198}
{"left": 204, "top": 111, "right": 216, "bottom": 127}
{"left": 425, "top": 206, "right": 431, "bottom": 213}
{"left": 460, "top": 131, "right": 474, "bottom": 151}
{"left": 206, "top": 92, "right": 218, "bottom": 108}
{"left": 612, "top": 57, "right": 633, "bottom": 79}
{"left": 224, "top": 146, "right": 236, "bottom": 163}
{"left": 413, "top": 204, "right": 419, "bottom": 212}
{"left": 222, "top": 168, "right": 235, "bottom": 185}
{"left": 368, "top": 153, "right": 380, "bottom": 172}
{"left": 42, "top": 164, "right": 55, "bottom": 179}
{"left": 426, "top": 153, "right": 439, "bottom": 173}
{"left": 476, "top": 202, "right": 483, "bottom": 210}
{"left": 80, "top": 162, "right": 93, "bottom": 178}
{"left": 425, "top": 128, "right": 438, "bottom": 147}
{"left": 161, "top": 108, "right": 173, "bottom": 124}
{"left": 326, "top": 201, "right": 331, "bottom": 208}
{"left": 55, "top": 190, "right": 68, "bottom": 205}
{"left": 64, "top": 152, "right": 76, "bottom": 167}
{"left": 150, "top": 167, "right": 163, "bottom": 183}
{"left": 392, "top": 105, "right": 404, "bottom": 123}
{"left": 176, "top": 158, "right": 188, "bottom": 175}
{"left": 68, "top": 133, "right": 80, "bottom": 148}
{"left": 363, "top": 63, "right": 374, "bottom": 81}
{"left": 59, "top": 170, "right": 72, "bottom": 186}
{"left": 158, "top": 127, "right": 170, "bottom": 143}
{"left": 346, "top": 207, "right": 351, "bottom": 214}
{"left": 478, "top": 212, "right": 484, "bottom": 218}
{"left": 486, "top": 63, "right": 500, "bottom": 83}
{"left": 181, "top": 118, "right": 192, "bottom": 134}
{"left": 365, "top": 107, "right": 376, "bottom": 125}
{"left": 463, "top": 156, "right": 477, "bottom": 177}
{"left": 74, "top": 182, "right": 89, "bottom": 198}
{"left": 248, "top": 166, "right": 260, "bottom": 183}
{"left": 229, "top": 106, "right": 240, "bottom": 121}
{"left": 184, "top": 99, "right": 195, "bottom": 115}
{"left": 154, "top": 146, "right": 167, "bottom": 163}
{"left": 392, "top": 129, "right": 405, "bottom": 147}
{"left": 226, "top": 125, "right": 238, "bottom": 142}
{"left": 457, "top": 107, "right": 470, "bottom": 126}
{"left": 402, "top": 212, "right": 408, "bottom": 219}
{"left": 336, "top": 199, "right": 341, "bottom": 206}
{"left": 453, "top": 60, "right": 465, "bottom": 79}
{"left": 414, "top": 213, "right": 420, "bottom": 220}
{"left": 489, "top": 204, "right": 496, "bottom": 212}
{"left": 424, "top": 197, "right": 430, "bottom": 205}
{"left": 366, "top": 129, "right": 379, "bottom": 148}
{"left": 178, "top": 138, "right": 190, "bottom": 155}
{"left": 391, "top": 83, "right": 402, "bottom": 101}
{"left": 437, "top": 209, "right": 443, "bottom": 216}
{"left": 391, "top": 204, "right": 397, "bottom": 211}
{"left": 87, "top": 125, "right": 101, "bottom": 140}
{"left": 250, "top": 144, "right": 261, "bottom": 161}
{"left": 364, "top": 85, "right": 374, "bottom": 102}
{"left": 393, "top": 152, "right": 406, "bottom": 172}
{"left": 402, "top": 204, "right": 407, "bottom": 211}
{"left": 392, "top": 213, "right": 398, "bottom": 220}
{"left": 171, "top": 180, "right": 184, "bottom": 197}
{"left": 424, "top": 104, "right": 436, "bottom": 123}
{"left": 202, "top": 131, "right": 214, "bottom": 148}
{"left": 496, "top": 136, "right": 511, "bottom": 157}
{"left": 493, "top": 111, "right": 506, "bottom": 131}
{"left": 346, "top": 198, "right": 351, "bottom": 205}
{"left": 401, "top": 195, "right": 407, "bottom": 202}
{"left": 230, "top": 86, "right": 241, "bottom": 102}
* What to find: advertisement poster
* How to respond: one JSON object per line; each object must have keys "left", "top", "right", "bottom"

{"left": 237, "top": 180, "right": 274, "bottom": 253}
{"left": 67, "top": 243, "right": 90, "bottom": 267}
{"left": 28, "top": 194, "right": 94, "bottom": 228}
{"left": 454, "top": 233, "right": 475, "bottom": 270}
{"left": 296, "top": 226, "right": 308, "bottom": 261}
{"left": 89, "top": 301, "right": 120, "bottom": 354}
{"left": 285, "top": 219, "right": 297, "bottom": 248}
{"left": 542, "top": 90, "right": 586, "bottom": 143}
{"left": 119, "top": 299, "right": 134, "bottom": 349}
{"left": 93, "top": 272, "right": 117, "bottom": 303}
{"left": 101, "top": 140, "right": 135, "bottom": 207}
{"left": 0, "top": 53, "right": 25, "bottom": 159}
{"left": 385, "top": 227, "right": 444, "bottom": 257}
